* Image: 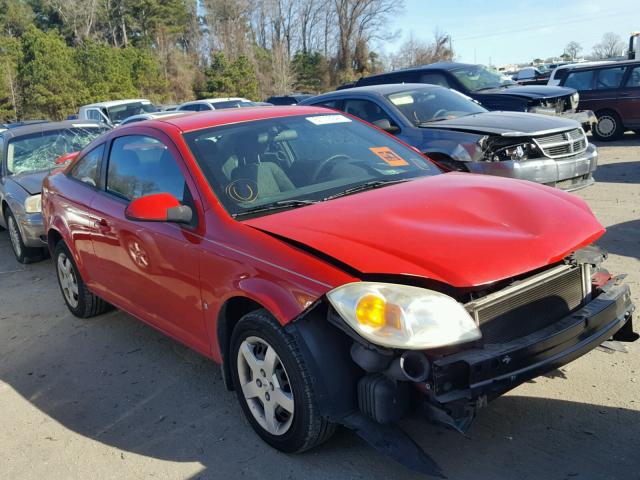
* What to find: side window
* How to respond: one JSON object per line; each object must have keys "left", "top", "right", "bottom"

{"left": 564, "top": 70, "right": 594, "bottom": 90}
{"left": 342, "top": 99, "right": 396, "bottom": 127}
{"left": 87, "top": 109, "right": 103, "bottom": 122}
{"left": 314, "top": 100, "right": 341, "bottom": 109}
{"left": 594, "top": 67, "right": 626, "bottom": 89}
{"left": 179, "top": 104, "right": 198, "bottom": 112}
{"left": 625, "top": 66, "right": 640, "bottom": 88}
{"left": 106, "top": 135, "right": 189, "bottom": 204}
{"left": 198, "top": 104, "right": 213, "bottom": 111}
{"left": 69, "top": 144, "right": 104, "bottom": 187}
{"left": 419, "top": 72, "right": 451, "bottom": 87}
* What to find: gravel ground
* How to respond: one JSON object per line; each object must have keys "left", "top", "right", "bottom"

{"left": 1, "top": 134, "right": 639, "bottom": 480}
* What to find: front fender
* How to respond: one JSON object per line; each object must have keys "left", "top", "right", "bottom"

{"left": 1, "top": 181, "right": 28, "bottom": 230}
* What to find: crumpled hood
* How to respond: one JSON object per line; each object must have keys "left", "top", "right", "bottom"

{"left": 422, "top": 111, "right": 580, "bottom": 136}
{"left": 10, "top": 171, "right": 48, "bottom": 195}
{"left": 478, "top": 85, "right": 575, "bottom": 99}
{"left": 245, "top": 173, "right": 604, "bottom": 288}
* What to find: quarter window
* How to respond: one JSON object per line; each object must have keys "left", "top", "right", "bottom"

{"left": 419, "top": 73, "right": 451, "bottom": 87}
{"left": 626, "top": 66, "right": 640, "bottom": 88}
{"left": 343, "top": 99, "right": 396, "bottom": 127}
{"left": 564, "top": 70, "right": 594, "bottom": 90}
{"left": 69, "top": 144, "right": 104, "bottom": 187}
{"left": 87, "top": 109, "right": 104, "bottom": 122}
{"left": 594, "top": 67, "right": 626, "bottom": 89}
{"left": 106, "top": 135, "right": 189, "bottom": 203}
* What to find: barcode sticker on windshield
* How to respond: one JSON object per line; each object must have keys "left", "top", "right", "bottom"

{"left": 306, "top": 115, "right": 352, "bottom": 125}
{"left": 370, "top": 147, "right": 409, "bottom": 166}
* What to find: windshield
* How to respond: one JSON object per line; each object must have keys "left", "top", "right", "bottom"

{"left": 6, "top": 126, "right": 108, "bottom": 175}
{"left": 107, "top": 102, "right": 157, "bottom": 123}
{"left": 451, "top": 65, "right": 516, "bottom": 92}
{"left": 184, "top": 114, "right": 440, "bottom": 218}
{"left": 387, "top": 88, "right": 487, "bottom": 125}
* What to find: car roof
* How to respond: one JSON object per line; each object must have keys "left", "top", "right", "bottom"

{"left": 123, "top": 106, "right": 333, "bottom": 133}
{"left": 0, "top": 120, "right": 105, "bottom": 139}
{"left": 305, "top": 83, "right": 444, "bottom": 100}
{"left": 182, "top": 98, "right": 249, "bottom": 105}
{"left": 564, "top": 60, "right": 640, "bottom": 71}
{"left": 81, "top": 99, "right": 152, "bottom": 109}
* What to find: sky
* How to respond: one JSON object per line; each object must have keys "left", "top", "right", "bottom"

{"left": 385, "top": 0, "right": 638, "bottom": 66}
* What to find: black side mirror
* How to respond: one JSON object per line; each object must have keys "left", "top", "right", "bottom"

{"left": 167, "top": 205, "right": 193, "bottom": 224}
{"left": 372, "top": 119, "right": 400, "bottom": 134}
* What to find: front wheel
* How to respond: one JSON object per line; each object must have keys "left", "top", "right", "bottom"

{"left": 230, "top": 310, "right": 336, "bottom": 453}
{"left": 5, "top": 209, "right": 43, "bottom": 264}
{"left": 592, "top": 110, "right": 624, "bottom": 141}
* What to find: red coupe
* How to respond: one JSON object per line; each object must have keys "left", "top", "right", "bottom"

{"left": 42, "top": 107, "right": 636, "bottom": 474}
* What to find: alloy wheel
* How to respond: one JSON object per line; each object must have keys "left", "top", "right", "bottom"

{"left": 57, "top": 252, "right": 79, "bottom": 308}
{"left": 236, "top": 336, "right": 295, "bottom": 436}
{"left": 7, "top": 215, "right": 22, "bottom": 258}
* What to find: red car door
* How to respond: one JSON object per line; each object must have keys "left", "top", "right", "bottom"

{"left": 89, "top": 130, "right": 209, "bottom": 354}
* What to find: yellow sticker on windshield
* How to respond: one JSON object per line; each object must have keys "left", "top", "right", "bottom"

{"left": 369, "top": 147, "right": 409, "bottom": 166}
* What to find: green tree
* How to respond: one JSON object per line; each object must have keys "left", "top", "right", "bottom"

{"left": 121, "top": 46, "right": 170, "bottom": 101}
{"left": 292, "top": 51, "right": 327, "bottom": 92}
{"left": 19, "top": 26, "right": 86, "bottom": 120}
{"left": 0, "top": 0, "right": 34, "bottom": 36}
{"left": 0, "top": 35, "right": 22, "bottom": 121}
{"left": 74, "top": 41, "right": 138, "bottom": 102}
{"left": 202, "top": 52, "right": 258, "bottom": 100}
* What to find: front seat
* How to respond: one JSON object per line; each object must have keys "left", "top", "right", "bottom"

{"left": 231, "top": 132, "right": 295, "bottom": 199}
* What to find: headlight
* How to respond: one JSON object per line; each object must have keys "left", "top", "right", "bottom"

{"left": 327, "top": 282, "right": 481, "bottom": 349}
{"left": 572, "top": 92, "right": 580, "bottom": 104}
{"left": 24, "top": 194, "right": 42, "bottom": 213}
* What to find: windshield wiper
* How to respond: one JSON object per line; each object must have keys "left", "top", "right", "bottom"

{"left": 322, "top": 179, "right": 410, "bottom": 201}
{"left": 233, "top": 199, "right": 318, "bottom": 218}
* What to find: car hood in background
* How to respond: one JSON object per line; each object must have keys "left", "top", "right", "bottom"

{"left": 245, "top": 173, "right": 604, "bottom": 288}
{"left": 477, "top": 85, "right": 575, "bottom": 99}
{"left": 10, "top": 171, "right": 48, "bottom": 195}
{"left": 421, "top": 111, "right": 580, "bottom": 136}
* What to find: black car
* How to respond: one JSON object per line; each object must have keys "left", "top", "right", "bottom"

{"left": 352, "top": 62, "right": 595, "bottom": 128}
{"left": 265, "top": 94, "right": 314, "bottom": 105}
{"left": 301, "top": 84, "right": 597, "bottom": 191}
{"left": 557, "top": 60, "right": 640, "bottom": 140}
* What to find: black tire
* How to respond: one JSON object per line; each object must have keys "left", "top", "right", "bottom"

{"left": 53, "top": 241, "right": 111, "bottom": 318}
{"left": 592, "top": 110, "right": 624, "bottom": 141}
{"left": 4, "top": 209, "right": 44, "bottom": 264}
{"left": 229, "top": 309, "right": 336, "bottom": 453}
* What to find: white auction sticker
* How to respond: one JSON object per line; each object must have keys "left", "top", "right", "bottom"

{"left": 306, "top": 115, "right": 352, "bottom": 125}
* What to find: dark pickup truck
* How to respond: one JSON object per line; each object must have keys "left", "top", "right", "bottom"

{"left": 351, "top": 62, "right": 596, "bottom": 129}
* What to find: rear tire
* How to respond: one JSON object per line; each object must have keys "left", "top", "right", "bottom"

{"left": 53, "top": 241, "right": 111, "bottom": 318}
{"left": 592, "top": 110, "right": 624, "bottom": 141}
{"left": 5, "top": 209, "right": 43, "bottom": 264}
{"left": 229, "top": 309, "right": 336, "bottom": 453}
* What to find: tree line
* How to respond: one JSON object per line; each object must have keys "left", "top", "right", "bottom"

{"left": 2, "top": 0, "right": 457, "bottom": 122}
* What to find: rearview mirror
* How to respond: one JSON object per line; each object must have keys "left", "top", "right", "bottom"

{"left": 372, "top": 119, "right": 400, "bottom": 134}
{"left": 125, "top": 193, "right": 193, "bottom": 224}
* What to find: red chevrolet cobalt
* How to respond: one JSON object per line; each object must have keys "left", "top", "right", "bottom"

{"left": 42, "top": 107, "right": 636, "bottom": 474}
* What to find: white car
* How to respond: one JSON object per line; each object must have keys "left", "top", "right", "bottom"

{"left": 119, "top": 111, "right": 190, "bottom": 126}
{"left": 78, "top": 99, "right": 158, "bottom": 126}
{"left": 176, "top": 97, "right": 257, "bottom": 112}
{"left": 547, "top": 61, "right": 615, "bottom": 86}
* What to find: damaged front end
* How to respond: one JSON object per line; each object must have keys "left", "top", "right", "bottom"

{"left": 526, "top": 93, "right": 596, "bottom": 131}
{"left": 460, "top": 127, "right": 598, "bottom": 191}
{"left": 286, "top": 245, "right": 636, "bottom": 477}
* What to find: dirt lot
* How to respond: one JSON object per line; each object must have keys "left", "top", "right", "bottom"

{"left": 1, "top": 134, "right": 639, "bottom": 480}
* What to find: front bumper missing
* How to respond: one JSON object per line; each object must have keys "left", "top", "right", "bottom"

{"left": 430, "top": 282, "right": 634, "bottom": 409}
{"left": 467, "top": 143, "right": 598, "bottom": 191}
{"left": 527, "top": 108, "right": 597, "bottom": 130}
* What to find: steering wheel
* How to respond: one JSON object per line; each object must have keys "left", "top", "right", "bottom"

{"left": 432, "top": 109, "right": 449, "bottom": 120}
{"left": 311, "top": 154, "right": 352, "bottom": 182}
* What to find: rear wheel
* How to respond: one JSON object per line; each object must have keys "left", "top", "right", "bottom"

{"left": 592, "top": 110, "right": 624, "bottom": 141}
{"left": 230, "top": 309, "right": 336, "bottom": 453}
{"left": 5, "top": 209, "right": 43, "bottom": 264}
{"left": 54, "top": 241, "right": 111, "bottom": 318}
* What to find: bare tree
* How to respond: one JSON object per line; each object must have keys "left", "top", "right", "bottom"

{"left": 565, "top": 41, "right": 582, "bottom": 60}
{"left": 592, "top": 32, "right": 624, "bottom": 59}
{"left": 44, "top": 0, "right": 102, "bottom": 44}
{"left": 388, "top": 30, "right": 453, "bottom": 70}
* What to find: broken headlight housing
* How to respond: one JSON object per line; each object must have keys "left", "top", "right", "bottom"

{"left": 490, "top": 142, "right": 538, "bottom": 162}
{"left": 327, "top": 282, "right": 481, "bottom": 349}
